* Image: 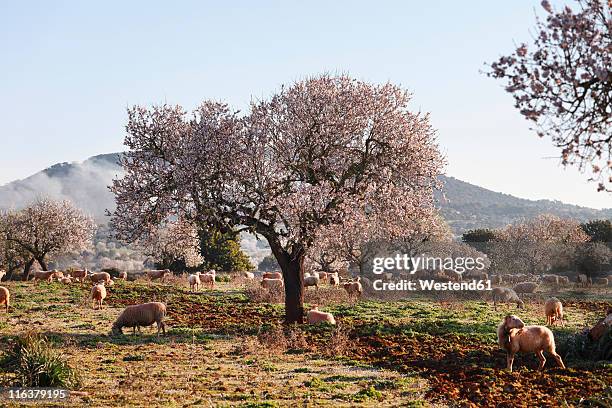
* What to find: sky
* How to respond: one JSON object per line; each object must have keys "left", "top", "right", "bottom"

{"left": 0, "top": 0, "right": 610, "bottom": 209}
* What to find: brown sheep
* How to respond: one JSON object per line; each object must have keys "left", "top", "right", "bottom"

{"left": 261, "top": 278, "right": 284, "bottom": 290}
{"left": 491, "top": 287, "right": 524, "bottom": 310}
{"left": 262, "top": 271, "right": 282, "bottom": 280}
{"left": 544, "top": 297, "right": 564, "bottom": 326}
{"left": 147, "top": 269, "right": 171, "bottom": 282}
{"left": 30, "top": 270, "right": 59, "bottom": 282}
{"left": 71, "top": 269, "right": 89, "bottom": 282}
{"left": 307, "top": 306, "right": 336, "bottom": 325}
{"left": 91, "top": 283, "right": 107, "bottom": 310}
{"left": 343, "top": 277, "right": 362, "bottom": 299}
{"left": 513, "top": 282, "right": 539, "bottom": 294}
{"left": 0, "top": 286, "right": 9, "bottom": 312}
{"left": 497, "top": 315, "right": 565, "bottom": 372}
{"left": 88, "top": 272, "right": 111, "bottom": 284}
{"left": 111, "top": 302, "right": 167, "bottom": 336}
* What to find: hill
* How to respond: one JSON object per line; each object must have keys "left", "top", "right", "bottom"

{"left": 1, "top": 153, "right": 610, "bottom": 237}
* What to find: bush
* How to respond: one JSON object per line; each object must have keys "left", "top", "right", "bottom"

{"left": 0, "top": 333, "right": 81, "bottom": 388}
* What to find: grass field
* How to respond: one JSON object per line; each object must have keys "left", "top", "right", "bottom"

{"left": 0, "top": 277, "right": 610, "bottom": 407}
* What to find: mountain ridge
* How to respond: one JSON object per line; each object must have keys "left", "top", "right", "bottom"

{"left": 1, "top": 152, "right": 610, "bottom": 234}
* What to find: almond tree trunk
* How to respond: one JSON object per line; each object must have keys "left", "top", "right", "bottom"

{"left": 268, "top": 239, "right": 306, "bottom": 324}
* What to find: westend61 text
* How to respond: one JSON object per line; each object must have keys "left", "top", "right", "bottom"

{"left": 373, "top": 279, "right": 492, "bottom": 291}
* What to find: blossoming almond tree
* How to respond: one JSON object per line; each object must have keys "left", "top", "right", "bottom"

{"left": 141, "top": 218, "right": 203, "bottom": 270}
{"left": 0, "top": 198, "right": 97, "bottom": 279}
{"left": 111, "top": 75, "right": 444, "bottom": 323}
{"left": 488, "top": 0, "right": 611, "bottom": 191}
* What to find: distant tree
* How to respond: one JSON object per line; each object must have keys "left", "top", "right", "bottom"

{"left": 490, "top": 214, "right": 589, "bottom": 274}
{"left": 462, "top": 229, "right": 497, "bottom": 243}
{"left": 199, "top": 229, "right": 254, "bottom": 272}
{"left": 487, "top": 0, "right": 612, "bottom": 191}
{"left": 574, "top": 242, "right": 612, "bottom": 277}
{"left": 142, "top": 218, "right": 203, "bottom": 271}
{"left": 258, "top": 255, "right": 279, "bottom": 272}
{"left": 581, "top": 219, "right": 612, "bottom": 243}
{"left": 110, "top": 75, "right": 443, "bottom": 323}
{"left": 0, "top": 199, "right": 96, "bottom": 279}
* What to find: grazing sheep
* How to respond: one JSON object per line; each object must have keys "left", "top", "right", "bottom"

{"left": 0, "top": 270, "right": 5, "bottom": 282}
{"left": 576, "top": 274, "right": 589, "bottom": 287}
{"left": 513, "top": 282, "right": 539, "bottom": 294}
{"left": 111, "top": 302, "right": 167, "bottom": 336}
{"left": 492, "top": 287, "right": 524, "bottom": 311}
{"left": 188, "top": 272, "right": 201, "bottom": 292}
{"left": 594, "top": 277, "right": 608, "bottom": 286}
{"left": 317, "top": 271, "right": 328, "bottom": 281}
{"left": 497, "top": 315, "right": 565, "bottom": 372}
{"left": 491, "top": 275, "right": 502, "bottom": 285}
{"left": 544, "top": 298, "right": 564, "bottom": 326}
{"left": 52, "top": 270, "right": 64, "bottom": 280}
{"left": 307, "top": 306, "right": 336, "bottom": 325}
{"left": 304, "top": 275, "right": 320, "bottom": 290}
{"left": 542, "top": 274, "right": 559, "bottom": 285}
{"left": 200, "top": 272, "right": 215, "bottom": 289}
{"left": 262, "top": 272, "right": 282, "bottom": 280}
{"left": 30, "top": 270, "right": 59, "bottom": 282}
{"left": 147, "top": 269, "right": 171, "bottom": 282}
{"left": 0, "top": 286, "right": 9, "bottom": 312}
{"left": 261, "top": 278, "right": 284, "bottom": 290}
{"left": 91, "top": 283, "right": 107, "bottom": 310}
{"left": 343, "top": 277, "right": 363, "bottom": 298}
{"left": 558, "top": 276, "right": 570, "bottom": 285}
{"left": 60, "top": 277, "right": 73, "bottom": 284}
{"left": 71, "top": 269, "right": 88, "bottom": 282}
{"left": 328, "top": 272, "right": 340, "bottom": 286}
{"left": 88, "top": 272, "right": 111, "bottom": 284}
{"left": 243, "top": 272, "right": 255, "bottom": 279}
{"left": 117, "top": 271, "right": 128, "bottom": 280}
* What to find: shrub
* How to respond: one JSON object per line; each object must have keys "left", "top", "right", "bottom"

{"left": 0, "top": 333, "right": 81, "bottom": 388}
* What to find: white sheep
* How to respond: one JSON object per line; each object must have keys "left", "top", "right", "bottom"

{"left": 243, "top": 272, "right": 255, "bottom": 279}
{"left": 304, "top": 275, "right": 320, "bottom": 290}
{"left": 111, "top": 302, "right": 167, "bottom": 336}
{"left": 497, "top": 315, "right": 565, "bottom": 372}
{"left": 200, "top": 272, "right": 215, "bottom": 289}
{"left": 0, "top": 270, "right": 6, "bottom": 282}
{"left": 91, "top": 283, "right": 107, "bottom": 310}
{"left": 117, "top": 271, "right": 128, "bottom": 280}
{"left": 492, "top": 287, "right": 524, "bottom": 310}
{"left": 0, "top": 286, "right": 9, "bottom": 312}
{"left": 60, "top": 277, "right": 73, "bottom": 284}
{"left": 263, "top": 271, "right": 282, "bottom": 280}
{"left": 188, "top": 272, "right": 201, "bottom": 292}
{"left": 261, "top": 278, "right": 284, "bottom": 290}
{"left": 513, "top": 282, "right": 539, "bottom": 294}
{"left": 71, "top": 269, "right": 89, "bottom": 282}
{"left": 88, "top": 272, "right": 111, "bottom": 284}
{"left": 328, "top": 272, "right": 340, "bottom": 286}
{"left": 147, "top": 269, "right": 171, "bottom": 282}
{"left": 544, "top": 297, "right": 564, "bottom": 326}
{"left": 307, "top": 306, "right": 336, "bottom": 325}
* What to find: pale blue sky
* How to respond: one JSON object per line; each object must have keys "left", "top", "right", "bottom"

{"left": 1, "top": 1, "right": 610, "bottom": 209}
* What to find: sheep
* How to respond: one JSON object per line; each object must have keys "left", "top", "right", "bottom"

{"left": 497, "top": 315, "right": 565, "bottom": 372}
{"left": 71, "top": 269, "right": 89, "bottom": 282}
{"left": 304, "top": 275, "right": 320, "bottom": 290}
{"left": 243, "top": 272, "right": 255, "bottom": 279}
{"left": 558, "top": 276, "right": 570, "bottom": 285}
{"left": 87, "top": 272, "right": 111, "bottom": 284}
{"left": 0, "top": 286, "right": 9, "bottom": 312}
{"left": 317, "top": 271, "right": 328, "bottom": 281}
{"left": 544, "top": 297, "right": 564, "bottom": 326}
{"left": 328, "top": 272, "right": 340, "bottom": 286}
{"left": 188, "top": 272, "right": 201, "bottom": 292}
{"left": 304, "top": 272, "right": 311, "bottom": 278}
{"left": 491, "top": 287, "right": 524, "bottom": 311}
{"left": 307, "top": 306, "right": 336, "bottom": 325}
{"left": 262, "top": 272, "right": 282, "bottom": 280}
{"left": 111, "top": 302, "right": 167, "bottom": 336}
{"left": 91, "top": 283, "right": 107, "bottom": 310}
{"left": 491, "top": 275, "right": 502, "bottom": 285}
{"left": 117, "top": 271, "right": 128, "bottom": 280}
{"left": 52, "top": 270, "right": 64, "bottom": 280}
{"left": 147, "top": 269, "right": 171, "bottom": 282}
{"left": 0, "top": 270, "right": 5, "bottom": 282}
{"left": 343, "top": 277, "right": 363, "bottom": 299}
{"left": 542, "top": 274, "right": 559, "bottom": 285}
{"left": 594, "top": 277, "right": 608, "bottom": 286}
{"left": 30, "top": 270, "right": 59, "bottom": 282}
{"left": 200, "top": 272, "right": 215, "bottom": 289}
{"left": 60, "top": 277, "right": 73, "bottom": 284}
{"left": 576, "top": 274, "right": 589, "bottom": 287}
{"left": 261, "top": 278, "right": 284, "bottom": 290}
{"left": 513, "top": 282, "right": 539, "bottom": 294}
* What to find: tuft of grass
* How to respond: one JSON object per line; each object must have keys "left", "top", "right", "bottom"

{"left": 123, "top": 354, "right": 145, "bottom": 362}
{"left": 0, "top": 333, "right": 81, "bottom": 388}
{"left": 351, "top": 385, "right": 384, "bottom": 402}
